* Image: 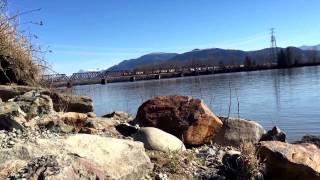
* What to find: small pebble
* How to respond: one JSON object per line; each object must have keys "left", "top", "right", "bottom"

{"left": 208, "top": 148, "right": 216, "bottom": 155}
{"left": 8, "top": 141, "right": 15, "bottom": 145}
{"left": 155, "top": 173, "right": 168, "bottom": 180}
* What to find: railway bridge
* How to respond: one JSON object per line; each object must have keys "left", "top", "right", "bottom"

{"left": 42, "top": 66, "right": 218, "bottom": 87}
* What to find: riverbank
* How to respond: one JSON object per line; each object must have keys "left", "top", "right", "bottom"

{"left": 0, "top": 86, "right": 319, "bottom": 179}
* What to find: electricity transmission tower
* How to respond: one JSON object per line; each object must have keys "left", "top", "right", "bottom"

{"left": 270, "top": 28, "right": 278, "bottom": 63}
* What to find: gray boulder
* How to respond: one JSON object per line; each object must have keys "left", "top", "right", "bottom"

{"left": 0, "top": 85, "right": 38, "bottom": 101}
{"left": 132, "top": 127, "right": 186, "bottom": 152}
{"left": 0, "top": 102, "right": 26, "bottom": 131}
{"left": 258, "top": 141, "right": 320, "bottom": 180}
{"left": 11, "top": 91, "right": 54, "bottom": 120}
{"left": 0, "top": 134, "right": 153, "bottom": 180}
{"left": 62, "top": 134, "right": 153, "bottom": 179}
{"left": 45, "top": 91, "right": 93, "bottom": 113}
{"left": 215, "top": 117, "right": 266, "bottom": 147}
{"left": 260, "top": 126, "right": 286, "bottom": 142}
{"left": 0, "top": 85, "right": 93, "bottom": 113}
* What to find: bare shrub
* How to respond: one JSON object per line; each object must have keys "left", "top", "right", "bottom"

{"left": 147, "top": 150, "right": 197, "bottom": 179}
{"left": 219, "top": 143, "right": 264, "bottom": 180}
{"left": 239, "top": 143, "right": 265, "bottom": 180}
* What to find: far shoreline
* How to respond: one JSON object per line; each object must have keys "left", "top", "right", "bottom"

{"left": 63, "top": 63, "right": 320, "bottom": 88}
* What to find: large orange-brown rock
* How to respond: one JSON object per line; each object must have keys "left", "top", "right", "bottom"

{"left": 258, "top": 141, "right": 320, "bottom": 180}
{"left": 135, "top": 96, "right": 223, "bottom": 145}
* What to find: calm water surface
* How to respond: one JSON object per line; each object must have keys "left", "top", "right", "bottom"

{"left": 73, "top": 66, "right": 320, "bottom": 141}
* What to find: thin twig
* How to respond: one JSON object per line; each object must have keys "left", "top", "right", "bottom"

{"left": 235, "top": 88, "right": 240, "bottom": 119}
{"left": 209, "top": 94, "right": 215, "bottom": 108}
{"left": 227, "top": 81, "right": 232, "bottom": 119}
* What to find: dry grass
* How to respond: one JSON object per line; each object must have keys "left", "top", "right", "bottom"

{"left": 239, "top": 142, "right": 264, "bottom": 179}
{"left": 0, "top": 1, "right": 44, "bottom": 86}
{"left": 147, "top": 150, "right": 198, "bottom": 179}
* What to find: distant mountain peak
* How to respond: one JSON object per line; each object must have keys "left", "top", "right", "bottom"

{"left": 146, "top": 52, "right": 171, "bottom": 55}
{"left": 191, "top": 48, "right": 221, "bottom": 52}
{"left": 300, "top": 44, "right": 320, "bottom": 50}
{"left": 107, "top": 52, "right": 178, "bottom": 71}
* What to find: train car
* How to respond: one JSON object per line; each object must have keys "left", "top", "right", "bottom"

{"left": 168, "top": 69, "right": 175, "bottom": 73}
{"left": 153, "top": 69, "right": 160, "bottom": 74}
{"left": 122, "top": 72, "right": 130, "bottom": 76}
{"left": 160, "top": 69, "right": 168, "bottom": 73}
{"left": 135, "top": 71, "right": 144, "bottom": 75}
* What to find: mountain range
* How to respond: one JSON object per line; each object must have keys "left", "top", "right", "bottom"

{"left": 107, "top": 45, "right": 320, "bottom": 71}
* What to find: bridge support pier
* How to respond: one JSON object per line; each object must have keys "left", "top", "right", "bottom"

{"left": 101, "top": 79, "right": 106, "bottom": 85}
{"left": 67, "top": 82, "right": 72, "bottom": 88}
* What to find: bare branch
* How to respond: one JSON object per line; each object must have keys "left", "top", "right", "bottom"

{"left": 227, "top": 81, "right": 232, "bottom": 119}
{"left": 235, "top": 88, "right": 240, "bottom": 119}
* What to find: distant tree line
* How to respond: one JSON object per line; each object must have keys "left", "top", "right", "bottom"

{"left": 276, "top": 47, "right": 319, "bottom": 68}
{"left": 243, "top": 56, "right": 257, "bottom": 67}
{"left": 277, "top": 48, "right": 294, "bottom": 68}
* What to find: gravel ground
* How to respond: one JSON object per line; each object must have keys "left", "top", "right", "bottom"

{"left": 0, "top": 128, "right": 60, "bottom": 149}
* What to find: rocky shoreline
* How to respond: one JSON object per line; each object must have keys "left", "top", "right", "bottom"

{"left": 0, "top": 85, "right": 319, "bottom": 180}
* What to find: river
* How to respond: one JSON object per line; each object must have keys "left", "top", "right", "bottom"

{"left": 73, "top": 66, "right": 320, "bottom": 141}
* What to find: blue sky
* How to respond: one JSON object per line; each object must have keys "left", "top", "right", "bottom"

{"left": 9, "top": 0, "right": 320, "bottom": 74}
